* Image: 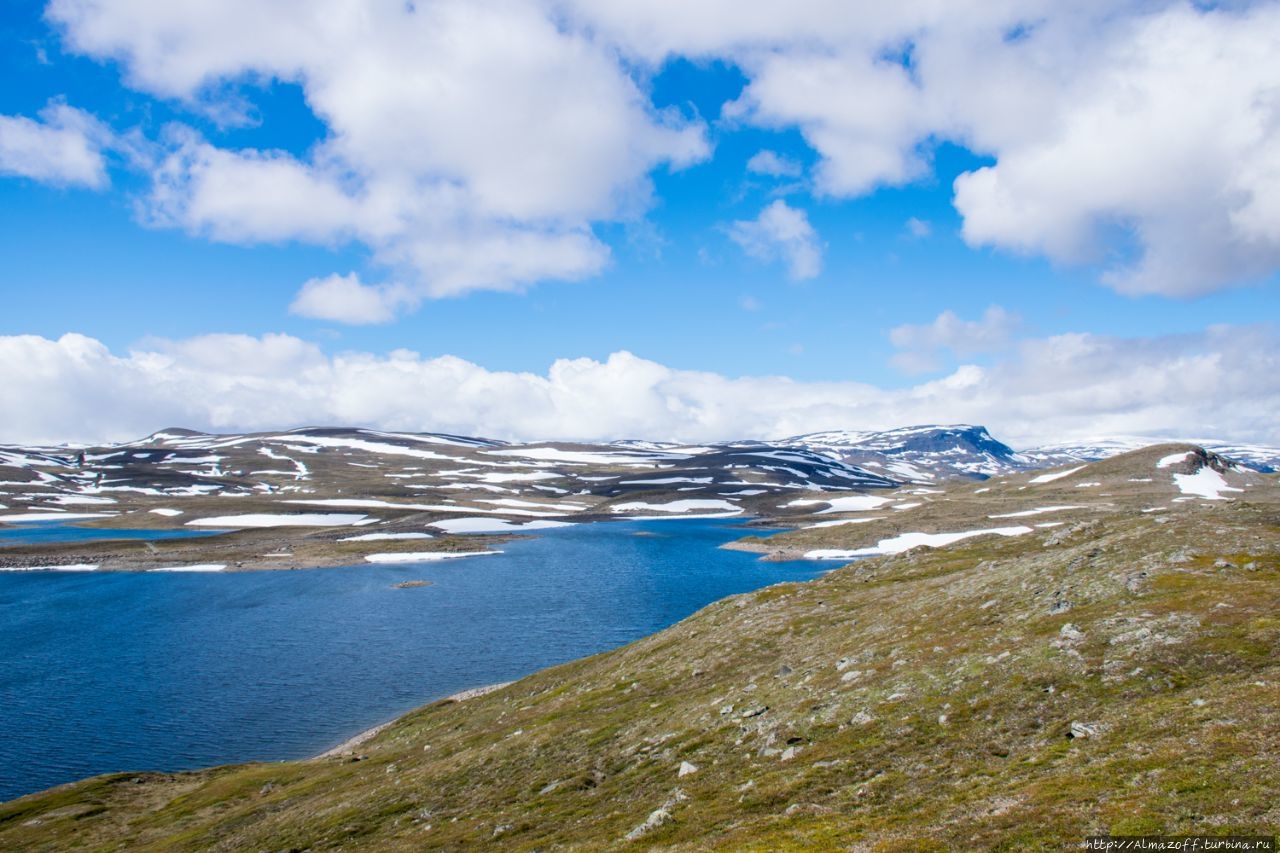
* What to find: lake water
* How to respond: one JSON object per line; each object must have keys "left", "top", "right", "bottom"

{"left": 0, "top": 522, "right": 226, "bottom": 547}
{"left": 0, "top": 518, "right": 816, "bottom": 802}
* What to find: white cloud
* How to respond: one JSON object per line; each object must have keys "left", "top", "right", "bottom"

{"left": 949, "top": 4, "right": 1280, "bottom": 296}
{"left": 733, "top": 49, "right": 936, "bottom": 197}
{"left": 728, "top": 200, "right": 823, "bottom": 280}
{"left": 890, "top": 306, "right": 1020, "bottom": 373}
{"left": 289, "top": 273, "right": 416, "bottom": 325}
{"left": 41, "top": 1, "right": 1280, "bottom": 300}
{"left": 147, "top": 131, "right": 367, "bottom": 244}
{"left": 904, "top": 217, "right": 931, "bottom": 239}
{"left": 0, "top": 102, "right": 110, "bottom": 188}
{"left": 2, "top": 327, "right": 1276, "bottom": 448}
{"left": 556, "top": 1, "right": 1016, "bottom": 62}
{"left": 746, "top": 150, "right": 802, "bottom": 178}
{"left": 569, "top": 1, "right": 1280, "bottom": 297}
{"left": 49, "top": 0, "right": 709, "bottom": 309}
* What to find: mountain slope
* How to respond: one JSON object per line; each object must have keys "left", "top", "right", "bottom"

{"left": 1022, "top": 438, "right": 1280, "bottom": 473}
{"left": 732, "top": 444, "right": 1267, "bottom": 562}
{"left": 2, "top": 447, "right": 1276, "bottom": 850}
{"left": 782, "top": 424, "right": 1028, "bottom": 482}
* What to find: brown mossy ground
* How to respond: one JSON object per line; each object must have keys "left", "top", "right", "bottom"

{"left": 2, "top": 479, "right": 1277, "bottom": 850}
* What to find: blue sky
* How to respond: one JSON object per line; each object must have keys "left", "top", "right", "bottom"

{"left": 1, "top": 1, "right": 1278, "bottom": 446}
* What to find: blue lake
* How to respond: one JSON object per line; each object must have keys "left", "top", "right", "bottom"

{"left": 0, "top": 518, "right": 815, "bottom": 802}
{"left": 0, "top": 522, "right": 226, "bottom": 546}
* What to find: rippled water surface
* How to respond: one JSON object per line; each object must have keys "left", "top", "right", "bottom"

{"left": 0, "top": 518, "right": 815, "bottom": 801}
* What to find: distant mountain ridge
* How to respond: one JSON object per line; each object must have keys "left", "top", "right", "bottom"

{"left": 784, "top": 425, "right": 1280, "bottom": 481}
{"left": 782, "top": 424, "right": 1030, "bottom": 482}
{"left": 1, "top": 426, "right": 1275, "bottom": 525}
{"left": 1022, "top": 436, "right": 1279, "bottom": 473}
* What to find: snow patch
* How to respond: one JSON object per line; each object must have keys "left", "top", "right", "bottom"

{"left": 801, "top": 517, "right": 884, "bottom": 529}
{"left": 258, "top": 446, "right": 309, "bottom": 479}
{"left": 477, "top": 498, "right": 587, "bottom": 511}
{"left": 285, "top": 498, "right": 445, "bottom": 511}
{"left": 147, "top": 564, "right": 227, "bottom": 572}
{"left": 804, "top": 526, "right": 1035, "bottom": 559}
{"left": 485, "top": 447, "right": 676, "bottom": 466}
{"left": 420, "top": 504, "right": 562, "bottom": 517}
{"left": 186, "top": 513, "right": 368, "bottom": 527}
{"left": 620, "top": 477, "right": 714, "bottom": 485}
{"left": 1157, "top": 451, "right": 1193, "bottom": 469}
{"left": 476, "top": 471, "right": 562, "bottom": 484}
{"left": 45, "top": 495, "right": 118, "bottom": 505}
{"left": 0, "top": 512, "right": 114, "bottom": 523}
{"left": 989, "top": 505, "right": 1085, "bottom": 519}
{"left": 430, "top": 518, "right": 575, "bottom": 534}
{"left": 1172, "top": 468, "right": 1243, "bottom": 501}
{"left": 264, "top": 434, "right": 458, "bottom": 461}
{"left": 364, "top": 550, "right": 501, "bottom": 563}
{"left": 610, "top": 499, "right": 740, "bottom": 514}
{"left": 784, "top": 495, "right": 892, "bottom": 513}
{"left": 0, "top": 563, "right": 99, "bottom": 572}
{"left": 1028, "top": 466, "right": 1086, "bottom": 484}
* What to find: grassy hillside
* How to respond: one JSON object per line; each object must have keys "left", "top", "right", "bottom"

{"left": 2, "top": 448, "right": 1277, "bottom": 850}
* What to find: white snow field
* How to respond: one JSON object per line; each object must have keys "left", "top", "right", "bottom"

{"left": 609, "top": 499, "right": 740, "bottom": 514}
{"left": 1027, "top": 466, "right": 1086, "bottom": 484}
{"left": 185, "top": 513, "right": 369, "bottom": 527}
{"left": 363, "top": 551, "right": 501, "bottom": 563}
{"left": 804, "top": 526, "right": 1035, "bottom": 559}
{"left": 1172, "top": 468, "right": 1243, "bottom": 500}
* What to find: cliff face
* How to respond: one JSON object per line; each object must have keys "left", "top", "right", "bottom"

{"left": 2, "top": 452, "right": 1278, "bottom": 851}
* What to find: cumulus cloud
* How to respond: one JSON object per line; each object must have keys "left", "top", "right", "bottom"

{"left": 733, "top": 48, "right": 936, "bottom": 197}
{"left": 728, "top": 200, "right": 823, "bottom": 280}
{"left": 2, "top": 326, "right": 1276, "bottom": 448}
{"left": 746, "top": 150, "right": 802, "bottom": 178}
{"left": 904, "top": 217, "right": 931, "bottom": 239}
{"left": 48, "top": 0, "right": 708, "bottom": 309}
{"left": 289, "top": 273, "right": 417, "bottom": 325}
{"left": 890, "top": 306, "right": 1021, "bottom": 373}
{"left": 571, "top": 1, "right": 1280, "bottom": 297}
{"left": 0, "top": 102, "right": 111, "bottom": 188}
{"left": 949, "top": 4, "right": 1280, "bottom": 296}
{"left": 147, "top": 132, "right": 366, "bottom": 244}
{"left": 38, "top": 1, "right": 1280, "bottom": 301}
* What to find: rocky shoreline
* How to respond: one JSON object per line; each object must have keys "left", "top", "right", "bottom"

{"left": 315, "top": 682, "right": 514, "bottom": 759}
